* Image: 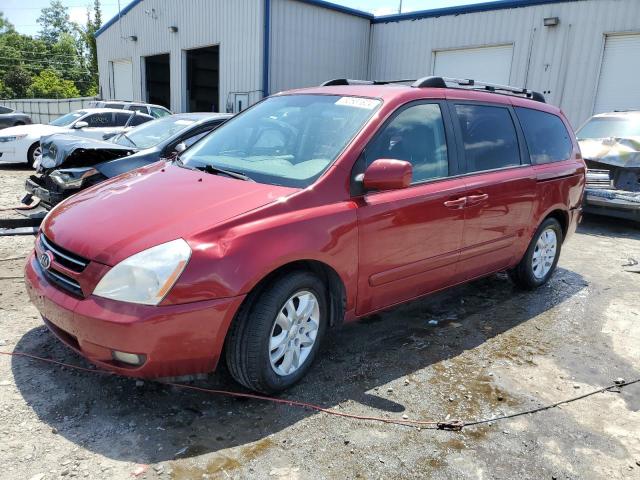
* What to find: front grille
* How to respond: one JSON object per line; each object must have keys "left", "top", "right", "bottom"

{"left": 38, "top": 234, "right": 88, "bottom": 297}
{"left": 585, "top": 168, "right": 612, "bottom": 189}
{"left": 40, "top": 234, "right": 89, "bottom": 273}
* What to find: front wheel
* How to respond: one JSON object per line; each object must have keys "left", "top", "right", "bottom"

{"left": 509, "top": 217, "right": 563, "bottom": 289}
{"left": 225, "top": 271, "right": 328, "bottom": 393}
{"left": 27, "top": 142, "right": 41, "bottom": 168}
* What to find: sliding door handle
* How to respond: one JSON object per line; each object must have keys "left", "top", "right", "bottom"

{"left": 467, "top": 193, "right": 489, "bottom": 204}
{"left": 443, "top": 197, "right": 467, "bottom": 209}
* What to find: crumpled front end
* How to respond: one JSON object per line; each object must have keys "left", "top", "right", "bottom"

{"left": 580, "top": 137, "right": 640, "bottom": 222}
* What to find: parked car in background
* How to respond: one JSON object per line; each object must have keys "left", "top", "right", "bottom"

{"left": 25, "top": 77, "right": 584, "bottom": 393}
{"left": 0, "top": 106, "right": 32, "bottom": 129}
{"left": 0, "top": 108, "right": 153, "bottom": 167}
{"left": 25, "top": 113, "right": 232, "bottom": 209}
{"left": 577, "top": 111, "right": 640, "bottom": 222}
{"left": 87, "top": 100, "right": 171, "bottom": 118}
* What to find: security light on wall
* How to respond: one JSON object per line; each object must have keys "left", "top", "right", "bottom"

{"left": 128, "top": 35, "right": 138, "bottom": 41}
{"left": 169, "top": 26, "right": 178, "bottom": 33}
{"left": 543, "top": 17, "right": 560, "bottom": 27}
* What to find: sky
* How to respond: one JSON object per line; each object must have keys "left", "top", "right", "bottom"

{"left": 2, "top": 0, "right": 491, "bottom": 36}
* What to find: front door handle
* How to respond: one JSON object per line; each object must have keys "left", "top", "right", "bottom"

{"left": 467, "top": 193, "right": 489, "bottom": 205}
{"left": 444, "top": 197, "right": 467, "bottom": 209}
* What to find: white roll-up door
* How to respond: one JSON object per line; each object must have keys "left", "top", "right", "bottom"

{"left": 594, "top": 34, "right": 640, "bottom": 114}
{"left": 111, "top": 60, "right": 134, "bottom": 101}
{"left": 434, "top": 45, "right": 513, "bottom": 85}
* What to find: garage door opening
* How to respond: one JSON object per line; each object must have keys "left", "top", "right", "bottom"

{"left": 433, "top": 44, "right": 513, "bottom": 86}
{"left": 185, "top": 45, "right": 219, "bottom": 112}
{"left": 594, "top": 34, "right": 640, "bottom": 114}
{"left": 145, "top": 53, "right": 170, "bottom": 108}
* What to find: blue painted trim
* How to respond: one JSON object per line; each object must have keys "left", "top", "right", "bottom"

{"left": 95, "top": 0, "right": 579, "bottom": 38}
{"left": 95, "top": 0, "right": 142, "bottom": 37}
{"left": 372, "top": 0, "right": 581, "bottom": 24}
{"left": 263, "top": 0, "right": 271, "bottom": 97}
{"left": 294, "top": 0, "right": 372, "bottom": 19}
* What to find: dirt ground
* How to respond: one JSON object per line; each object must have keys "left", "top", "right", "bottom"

{"left": 0, "top": 164, "right": 639, "bottom": 480}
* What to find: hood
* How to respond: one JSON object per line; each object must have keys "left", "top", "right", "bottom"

{"left": 0, "top": 124, "right": 65, "bottom": 137}
{"left": 579, "top": 137, "right": 640, "bottom": 168}
{"left": 39, "top": 134, "right": 135, "bottom": 170}
{"left": 42, "top": 162, "right": 298, "bottom": 265}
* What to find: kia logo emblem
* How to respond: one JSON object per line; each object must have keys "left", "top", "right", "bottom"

{"left": 39, "top": 251, "right": 53, "bottom": 271}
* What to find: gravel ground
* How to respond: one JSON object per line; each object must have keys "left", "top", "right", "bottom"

{"left": 0, "top": 164, "right": 639, "bottom": 480}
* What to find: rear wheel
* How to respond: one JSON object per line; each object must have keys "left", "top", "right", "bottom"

{"left": 509, "top": 217, "right": 563, "bottom": 289}
{"left": 27, "top": 142, "right": 41, "bottom": 168}
{"left": 225, "top": 271, "right": 328, "bottom": 393}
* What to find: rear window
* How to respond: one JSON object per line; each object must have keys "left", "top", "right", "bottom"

{"left": 576, "top": 116, "right": 640, "bottom": 139}
{"left": 454, "top": 104, "right": 520, "bottom": 172}
{"left": 516, "top": 107, "right": 572, "bottom": 164}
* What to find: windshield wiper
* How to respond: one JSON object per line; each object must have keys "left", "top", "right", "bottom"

{"left": 121, "top": 133, "right": 137, "bottom": 147}
{"left": 194, "top": 164, "right": 254, "bottom": 182}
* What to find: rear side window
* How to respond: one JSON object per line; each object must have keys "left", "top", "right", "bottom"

{"left": 130, "top": 105, "right": 150, "bottom": 114}
{"left": 86, "top": 112, "right": 114, "bottom": 127}
{"left": 516, "top": 107, "right": 572, "bottom": 164}
{"left": 365, "top": 103, "right": 449, "bottom": 184}
{"left": 104, "top": 103, "right": 124, "bottom": 109}
{"left": 114, "top": 112, "right": 133, "bottom": 126}
{"left": 128, "top": 114, "right": 151, "bottom": 126}
{"left": 454, "top": 104, "right": 520, "bottom": 172}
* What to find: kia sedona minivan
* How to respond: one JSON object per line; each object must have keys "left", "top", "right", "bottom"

{"left": 25, "top": 77, "right": 585, "bottom": 393}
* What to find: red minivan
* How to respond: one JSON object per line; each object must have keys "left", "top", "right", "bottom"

{"left": 25, "top": 77, "right": 585, "bottom": 393}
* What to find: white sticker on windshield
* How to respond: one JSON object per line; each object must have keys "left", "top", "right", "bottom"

{"left": 175, "top": 120, "right": 195, "bottom": 125}
{"left": 335, "top": 97, "right": 378, "bottom": 110}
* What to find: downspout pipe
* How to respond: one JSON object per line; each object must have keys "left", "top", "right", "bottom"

{"left": 262, "top": 0, "right": 271, "bottom": 98}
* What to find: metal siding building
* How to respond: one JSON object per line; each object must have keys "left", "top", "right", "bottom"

{"left": 96, "top": 0, "right": 640, "bottom": 126}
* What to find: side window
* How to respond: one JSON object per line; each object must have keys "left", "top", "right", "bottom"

{"left": 85, "top": 112, "right": 114, "bottom": 127}
{"left": 105, "top": 103, "right": 124, "bottom": 109}
{"left": 515, "top": 107, "right": 572, "bottom": 164}
{"left": 182, "top": 130, "right": 209, "bottom": 148}
{"left": 454, "top": 104, "right": 520, "bottom": 172}
{"left": 130, "top": 105, "right": 149, "bottom": 115}
{"left": 129, "top": 114, "right": 151, "bottom": 126}
{"left": 151, "top": 107, "right": 170, "bottom": 118}
{"left": 365, "top": 103, "right": 449, "bottom": 184}
{"left": 114, "top": 112, "right": 133, "bottom": 126}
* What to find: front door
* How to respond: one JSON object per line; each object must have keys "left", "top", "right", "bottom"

{"left": 449, "top": 102, "right": 536, "bottom": 280}
{"left": 355, "top": 102, "right": 467, "bottom": 314}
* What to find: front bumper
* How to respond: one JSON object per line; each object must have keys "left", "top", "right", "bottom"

{"left": 24, "top": 252, "right": 245, "bottom": 378}
{"left": 0, "top": 145, "right": 19, "bottom": 163}
{"left": 584, "top": 188, "right": 640, "bottom": 222}
{"left": 25, "top": 177, "right": 66, "bottom": 209}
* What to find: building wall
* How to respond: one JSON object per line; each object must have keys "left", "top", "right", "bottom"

{"left": 96, "top": 0, "right": 263, "bottom": 113}
{"left": 268, "top": 0, "right": 371, "bottom": 94}
{"left": 369, "top": 0, "right": 640, "bottom": 127}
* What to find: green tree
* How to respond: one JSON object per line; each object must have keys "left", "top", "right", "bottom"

{"left": 0, "top": 11, "right": 14, "bottom": 34}
{"left": 27, "top": 68, "right": 79, "bottom": 98}
{"left": 37, "top": 1, "right": 75, "bottom": 45}
{"left": 3, "top": 67, "right": 32, "bottom": 98}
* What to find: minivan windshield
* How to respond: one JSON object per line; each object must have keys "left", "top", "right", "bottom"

{"left": 114, "top": 116, "right": 197, "bottom": 149}
{"left": 49, "top": 111, "right": 85, "bottom": 127}
{"left": 179, "top": 94, "right": 381, "bottom": 187}
{"left": 577, "top": 116, "right": 640, "bottom": 139}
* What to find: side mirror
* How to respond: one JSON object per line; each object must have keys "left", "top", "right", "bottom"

{"left": 174, "top": 142, "right": 187, "bottom": 153}
{"left": 73, "top": 121, "right": 89, "bottom": 129}
{"left": 362, "top": 159, "right": 412, "bottom": 191}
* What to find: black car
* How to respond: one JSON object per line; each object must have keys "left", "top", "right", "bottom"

{"left": 0, "top": 105, "right": 32, "bottom": 129}
{"left": 25, "top": 112, "right": 232, "bottom": 209}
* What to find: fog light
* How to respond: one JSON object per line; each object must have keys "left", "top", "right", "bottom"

{"left": 112, "top": 350, "right": 146, "bottom": 366}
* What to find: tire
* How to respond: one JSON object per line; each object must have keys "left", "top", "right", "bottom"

{"left": 225, "top": 271, "right": 328, "bottom": 393}
{"left": 13, "top": 121, "right": 25, "bottom": 126}
{"left": 27, "top": 142, "right": 41, "bottom": 168}
{"left": 509, "top": 217, "right": 563, "bottom": 290}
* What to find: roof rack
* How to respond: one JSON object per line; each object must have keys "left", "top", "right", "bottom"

{"left": 320, "top": 76, "right": 545, "bottom": 103}
{"left": 413, "top": 76, "right": 546, "bottom": 103}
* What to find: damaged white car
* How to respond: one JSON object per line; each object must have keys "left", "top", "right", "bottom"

{"left": 577, "top": 111, "right": 640, "bottom": 222}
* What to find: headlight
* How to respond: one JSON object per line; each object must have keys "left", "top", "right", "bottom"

{"left": 50, "top": 167, "right": 100, "bottom": 189}
{"left": 0, "top": 134, "right": 28, "bottom": 142}
{"left": 93, "top": 239, "right": 192, "bottom": 305}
